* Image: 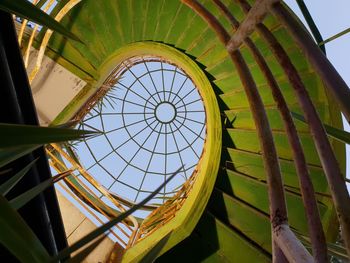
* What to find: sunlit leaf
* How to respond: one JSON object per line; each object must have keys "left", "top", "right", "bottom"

{"left": 62, "top": 143, "right": 81, "bottom": 166}
{"left": 291, "top": 112, "right": 350, "bottom": 144}
{"left": 53, "top": 120, "right": 80, "bottom": 129}
{"left": 0, "top": 0, "right": 82, "bottom": 42}
{"left": 0, "top": 195, "right": 50, "bottom": 263}
{"left": 0, "top": 159, "right": 37, "bottom": 196}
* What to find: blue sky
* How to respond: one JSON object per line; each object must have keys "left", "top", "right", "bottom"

{"left": 75, "top": 60, "right": 205, "bottom": 206}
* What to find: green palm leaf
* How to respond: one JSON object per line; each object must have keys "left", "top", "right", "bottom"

{"left": 0, "top": 159, "right": 37, "bottom": 196}
{"left": 9, "top": 170, "right": 72, "bottom": 210}
{"left": 0, "top": 195, "right": 50, "bottom": 263}
{"left": 0, "top": 123, "right": 97, "bottom": 148}
{"left": 0, "top": 145, "right": 39, "bottom": 168}
{"left": 291, "top": 112, "right": 350, "bottom": 144}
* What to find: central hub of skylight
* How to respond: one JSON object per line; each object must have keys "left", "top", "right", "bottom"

{"left": 155, "top": 102, "right": 176, "bottom": 123}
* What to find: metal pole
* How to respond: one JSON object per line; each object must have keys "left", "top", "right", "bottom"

{"left": 271, "top": 2, "right": 350, "bottom": 124}
{"left": 182, "top": 0, "right": 291, "bottom": 261}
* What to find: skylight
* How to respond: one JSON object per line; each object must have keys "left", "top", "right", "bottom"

{"left": 72, "top": 56, "right": 207, "bottom": 216}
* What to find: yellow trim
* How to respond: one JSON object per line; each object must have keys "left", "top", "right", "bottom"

{"left": 97, "top": 42, "right": 222, "bottom": 262}
{"left": 51, "top": 41, "right": 221, "bottom": 260}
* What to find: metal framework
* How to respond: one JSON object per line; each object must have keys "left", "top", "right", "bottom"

{"left": 16, "top": 0, "right": 81, "bottom": 83}
{"left": 47, "top": 143, "right": 139, "bottom": 248}
{"left": 73, "top": 56, "right": 206, "bottom": 207}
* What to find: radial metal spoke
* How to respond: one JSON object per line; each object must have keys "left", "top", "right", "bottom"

{"left": 115, "top": 118, "right": 158, "bottom": 152}
{"left": 134, "top": 123, "right": 164, "bottom": 202}
{"left": 171, "top": 76, "right": 188, "bottom": 104}
{"left": 101, "top": 112, "right": 153, "bottom": 116}
{"left": 74, "top": 57, "right": 207, "bottom": 211}
{"left": 84, "top": 139, "right": 115, "bottom": 171}
{"left": 83, "top": 113, "right": 102, "bottom": 123}
{"left": 105, "top": 115, "right": 155, "bottom": 135}
{"left": 115, "top": 97, "right": 153, "bottom": 110}
{"left": 176, "top": 97, "right": 202, "bottom": 108}
{"left": 169, "top": 124, "right": 188, "bottom": 180}
{"left": 174, "top": 86, "right": 197, "bottom": 105}
{"left": 117, "top": 81, "right": 157, "bottom": 107}
{"left": 124, "top": 62, "right": 159, "bottom": 105}
{"left": 174, "top": 118, "right": 205, "bottom": 141}
{"left": 168, "top": 68, "right": 177, "bottom": 101}
{"left": 161, "top": 61, "right": 166, "bottom": 101}
{"left": 177, "top": 114, "right": 205, "bottom": 126}
{"left": 87, "top": 118, "right": 158, "bottom": 171}
{"left": 143, "top": 59, "right": 163, "bottom": 103}
{"left": 164, "top": 124, "right": 168, "bottom": 199}
{"left": 114, "top": 122, "right": 161, "bottom": 181}
{"left": 177, "top": 110, "right": 205, "bottom": 113}
{"left": 171, "top": 121, "right": 200, "bottom": 159}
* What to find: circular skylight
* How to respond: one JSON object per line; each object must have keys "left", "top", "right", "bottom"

{"left": 74, "top": 57, "right": 206, "bottom": 208}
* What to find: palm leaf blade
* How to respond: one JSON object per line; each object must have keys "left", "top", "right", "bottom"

{"left": 0, "top": 195, "right": 50, "bottom": 263}
{"left": 0, "top": 123, "right": 97, "bottom": 148}
{"left": 291, "top": 112, "right": 350, "bottom": 144}
{"left": 0, "top": 145, "right": 39, "bottom": 168}
{"left": 0, "top": 159, "right": 37, "bottom": 196}
{"left": 10, "top": 170, "right": 71, "bottom": 210}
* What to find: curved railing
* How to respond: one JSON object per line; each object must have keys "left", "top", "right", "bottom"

{"left": 15, "top": 0, "right": 81, "bottom": 83}
{"left": 47, "top": 143, "right": 139, "bottom": 248}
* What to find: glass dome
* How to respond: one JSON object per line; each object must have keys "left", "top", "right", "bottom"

{"left": 73, "top": 56, "right": 207, "bottom": 211}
